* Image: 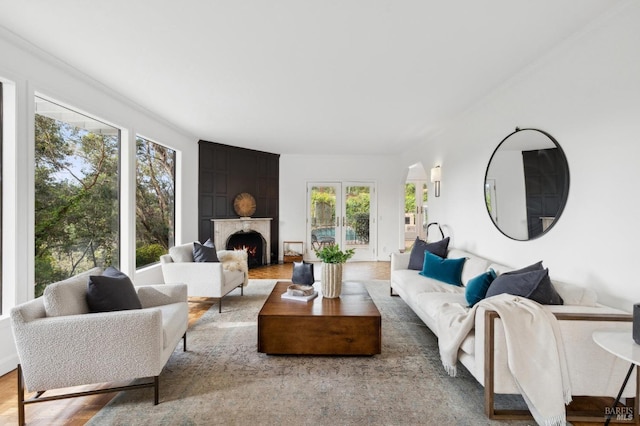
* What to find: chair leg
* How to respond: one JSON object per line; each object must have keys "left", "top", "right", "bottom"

{"left": 241, "top": 284, "right": 244, "bottom": 296}
{"left": 17, "top": 364, "right": 25, "bottom": 426}
{"left": 154, "top": 376, "right": 159, "bottom": 405}
{"left": 219, "top": 297, "right": 222, "bottom": 313}
{"left": 183, "top": 332, "right": 187, "bottom": 352}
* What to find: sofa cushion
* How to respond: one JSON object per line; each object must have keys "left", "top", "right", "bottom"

{"left": 465, "top": 269, "right": 497, "bottom": 307}
{"left": 43, "top": 267, "right": 103, "bottom": 317}
{"left": 416, "top": 291, "right": 466, "bottom": 321}
{"left": 86, "top": 267, "right": 143, "bottom": 313}
{"left": 408, "top": 237, "right": 450, "bottom": 270}
{"left": 447, "top": 249, "right": 491, "bottom": 286}
{"left": 487, "top": 262, "right": 513, "bottom": 276}
{"left": 193, "top": 241, "right": 219, "bottom": 262}
{"left": 552, "top": 280, "right": 597, "bottom": 307}
{"left": 485, "top": 267, "right": 563, "bottom": 305}
{"left": 419, "top": 251, "right": 466, "bottom": 286}
{"left": 392, "top": 270, "right": 465, "bottom": 301}
{"left": 169, "top": 243, "right": 194, "bottom": 263}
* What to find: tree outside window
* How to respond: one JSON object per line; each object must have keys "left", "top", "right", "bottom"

{"left": 135, "top": 137, "right": 175, "bottom": 268}
{"left": 34, "top": 97, "right": 120, "bottom": 297}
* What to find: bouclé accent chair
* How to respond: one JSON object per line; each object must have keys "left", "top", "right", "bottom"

{"left": 160, "top": 242, "right": 248, "bottom": 312}
{"left": 10, "top": 267, "right": 189, "bottom": 426}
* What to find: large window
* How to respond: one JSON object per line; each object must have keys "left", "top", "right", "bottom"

{"left": 135, "top": 136, "right": 175, "bottom": 268}
{"left": 34, "top": 97, "right": 120, "bottom": 297}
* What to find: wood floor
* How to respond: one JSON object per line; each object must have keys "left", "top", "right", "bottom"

{"left": 0, "top": 261, "right": 619, "bottom": 425}
{"left": 0, "top": 262, "right": 389, "bottom": 426}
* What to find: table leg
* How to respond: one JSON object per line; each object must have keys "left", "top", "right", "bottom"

{"left": 605, "top": 363, "right": 636, "bottom": 426}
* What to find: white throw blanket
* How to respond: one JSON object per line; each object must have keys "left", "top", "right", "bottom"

{"left": 436, "top": 293, "right": 571, "bottom": 426}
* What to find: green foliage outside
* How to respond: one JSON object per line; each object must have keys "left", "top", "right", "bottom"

{"left": 405, "top": 182, "right": 416, "bottom": 213}
{"left": 135, "top": 137, "right": 175, "bottom": 268}
{"left": 311, "top": 188, "right": 336, "bottom": 227}
{"left": 35, "top": 114, "right": 119, "bottom": 297}
{"left": 136, "top": 243, "right": 167, "bottom": 268}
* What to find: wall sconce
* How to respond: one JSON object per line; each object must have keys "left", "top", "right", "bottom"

{"left": 430, "top": 166, "right": 441, "bottom": 197}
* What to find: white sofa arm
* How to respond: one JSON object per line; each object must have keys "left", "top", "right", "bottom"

{"left": 137, "top": 283, "right": 187, "bottom": 308}
{"left": 11, "top": 307, "right": 165, "bottom": 391}
{"left": 391, "top": 252, "right": 411, "bottom": 271}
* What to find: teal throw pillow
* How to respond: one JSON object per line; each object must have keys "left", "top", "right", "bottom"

{"left": 419, "top": 251, "right": 466, "bottom": 286}
{"left": 465, "top": 269, "right": 497, "bottom": 307}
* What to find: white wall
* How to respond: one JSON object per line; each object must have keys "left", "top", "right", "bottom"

{"left": 405, "top": 2, "right": 640, "bottom": 311}
{"left": 0, "top": 29, "right": 199, "bottom": 375}
{"left": 280, "top": 154, "right": 405, "bottom": 262}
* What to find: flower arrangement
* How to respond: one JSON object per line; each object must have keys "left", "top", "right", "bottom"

{"left": 314, "top": 244, "right": 355, "bottom": 264}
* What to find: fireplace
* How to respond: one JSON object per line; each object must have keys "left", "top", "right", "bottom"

{"left": 226, "top": 231, "right": 265, "bottom": 268}
{"left": 211, "top": 218, "right": 272, "bottom": 267}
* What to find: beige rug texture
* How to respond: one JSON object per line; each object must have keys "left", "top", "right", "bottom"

{"left": 87, "top": 279, "right": 531, "bottom": 426}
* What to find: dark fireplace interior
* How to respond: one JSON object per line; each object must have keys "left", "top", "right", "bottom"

{"left": 226, "top": 231, "right": 265, "bottom": 268}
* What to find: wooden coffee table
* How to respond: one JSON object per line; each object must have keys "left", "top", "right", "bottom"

{"left": 257, "top": 281, "right": 381, "bottom": 355}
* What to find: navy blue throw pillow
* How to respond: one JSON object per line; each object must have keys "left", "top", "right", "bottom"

{"left": 408, "top": 237, "right": 450, "bottom": 270}
{"left": 193, "top": 241, "right": 219, "bottom": 262}
{"left": 485, "top": 267, "right": 563, "bottom": 305}
{"left": 86, "top": 267, "right": 142, "bottom": 313}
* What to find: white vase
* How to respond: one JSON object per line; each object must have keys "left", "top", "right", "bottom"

{"left": 321, "top": 262, "right": 343, "bottom": 298}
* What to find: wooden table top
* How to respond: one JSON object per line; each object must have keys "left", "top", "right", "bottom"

{"left": 258, "top": 281, "right": 381, "bottom": 318}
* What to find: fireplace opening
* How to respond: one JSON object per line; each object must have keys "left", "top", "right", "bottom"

{"left": 226, "top": 230, "right": 265, "bottom": 268}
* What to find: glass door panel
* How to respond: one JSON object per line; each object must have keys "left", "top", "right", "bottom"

{"left": 344, "top": 183, "right": 375, "bottom": 261}
{"left": 404, "top": 181, "right": 428, "bottom": 248}
{"left": 308, "top": 183, "right": 339, "bottom": 260}
{"left": 420, "top": 182, "right": 428, "bottom": 240}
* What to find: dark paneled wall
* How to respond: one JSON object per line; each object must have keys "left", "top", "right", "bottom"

{"left": 198, "top": 141, "right": 279, "bottom": 263}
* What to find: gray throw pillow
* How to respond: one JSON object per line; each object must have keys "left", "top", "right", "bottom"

{"left": 408, "top": 237, "right": 450, "bottom": 270}
{"left": 193, "top": 241, "right": 219, "bottom": 262}
{"left": 485, "top": 267, "right": 563, "bottom": 305}
{"left": 86, "top": 267, "right": 142, "bottom": 313}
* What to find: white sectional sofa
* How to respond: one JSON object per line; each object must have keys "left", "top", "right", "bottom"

{"left": 390, "top": 248, "right": 635, "bottom": 421}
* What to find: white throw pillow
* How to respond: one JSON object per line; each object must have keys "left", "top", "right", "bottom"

{"left": 43, "top": 267, "right": 103, "bottom": 317}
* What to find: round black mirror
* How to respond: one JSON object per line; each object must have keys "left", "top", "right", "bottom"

{"left": 484, "top": 128, "right": 570, "bottom": 241}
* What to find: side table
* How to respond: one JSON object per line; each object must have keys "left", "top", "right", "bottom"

{"left": 593, "top": 330, "right": 640, "bottom": 425}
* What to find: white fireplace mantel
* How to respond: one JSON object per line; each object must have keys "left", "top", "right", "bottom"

{"left": 211, "top": 218, "right": 272, "bottom": 264}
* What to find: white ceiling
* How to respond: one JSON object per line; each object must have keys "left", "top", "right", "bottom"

{"left": 0, "top": 0, "right": 624, "bottom": 155}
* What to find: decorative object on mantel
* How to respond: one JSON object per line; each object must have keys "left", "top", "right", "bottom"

{"left": 314, "top": 244, "right": 355, "bottom": 298}
{"left": 281, "top": 284, "right": 318, "bottom": 301}
{"left": 233, "top": 192, "right": 256, "bottom": 217}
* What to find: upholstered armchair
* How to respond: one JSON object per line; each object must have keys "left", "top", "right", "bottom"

{"left": 10, "top": 267, "right": 188, "bottom": 426}
{"left": 160, "top": 242, "right": 248, "bottom": 312}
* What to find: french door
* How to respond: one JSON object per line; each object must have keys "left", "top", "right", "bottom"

{"left": 404, "top": 181, "right": 428, "bottom": 247}
{"left": 307, "top": 182, "right": 376, "bottom": 261}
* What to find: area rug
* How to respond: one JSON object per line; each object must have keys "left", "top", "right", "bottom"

{"left": 88, "top": 279, "right": 530, "bottom": 426}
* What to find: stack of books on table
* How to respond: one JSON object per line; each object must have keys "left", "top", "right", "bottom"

{"left": 281, "top": 284, "right": 318, "bottom": 302}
